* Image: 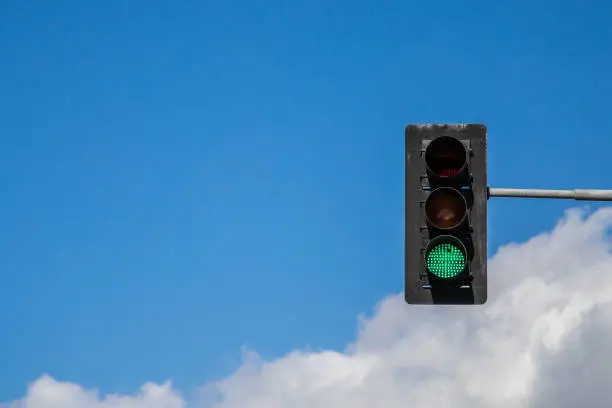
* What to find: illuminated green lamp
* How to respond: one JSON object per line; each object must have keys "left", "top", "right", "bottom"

{"left": 425, "top": 235, "right": 467, "bottom": 279}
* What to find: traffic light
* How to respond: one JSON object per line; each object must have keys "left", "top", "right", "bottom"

{"left": 405, "top": 124, "right": 487, "bottom": 305}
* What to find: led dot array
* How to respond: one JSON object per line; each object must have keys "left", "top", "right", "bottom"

{"left": 426, "top": 242, "right": 465, "bottom": 279}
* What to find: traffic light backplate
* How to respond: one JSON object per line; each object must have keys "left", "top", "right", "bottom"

{"left": 405, "top": 124, "right": 487, "bottom": 305}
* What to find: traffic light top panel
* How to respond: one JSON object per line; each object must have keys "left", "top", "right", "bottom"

{"left": 405, "top": 124, "right": 487, "bottom": 190}
{"left": 405, "top": 124, "right": 486, "bottom": 131}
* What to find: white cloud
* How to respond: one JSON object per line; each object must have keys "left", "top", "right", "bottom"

{"left": 4, "top": 207, "right": 612, "bottom": 408}
{"left": 0, "top": 376, "right": 185, "bottom": 408}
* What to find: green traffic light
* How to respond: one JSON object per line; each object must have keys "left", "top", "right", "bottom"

{"left": 425, "top": 237, "right": 466, "bottom": 279}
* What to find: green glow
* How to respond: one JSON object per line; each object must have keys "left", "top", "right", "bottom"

{"left": 426, "top": 242, "right": 465, "bottom": 279}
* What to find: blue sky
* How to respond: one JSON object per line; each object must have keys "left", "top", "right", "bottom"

{"left": 1, "top": 0, "right": 611, "bottom": 402}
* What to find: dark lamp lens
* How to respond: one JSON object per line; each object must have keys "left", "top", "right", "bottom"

{"left": 425, "top": 188, "right": 467, "bottom": 230}
{"left": 425, "top": 136, "right": 467, "bottom": 178}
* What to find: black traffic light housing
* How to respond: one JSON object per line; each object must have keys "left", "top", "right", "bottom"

{"left": 405, "top": 124, "right": 487, "bottom": 305}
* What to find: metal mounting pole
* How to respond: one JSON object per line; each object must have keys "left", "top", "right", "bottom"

{"left": 488, "top": 188, "right": 612, "bottom": 201}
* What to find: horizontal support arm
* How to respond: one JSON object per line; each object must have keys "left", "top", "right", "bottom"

{"left": 488, "top": 188, "right": 612, "bottom": 201}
